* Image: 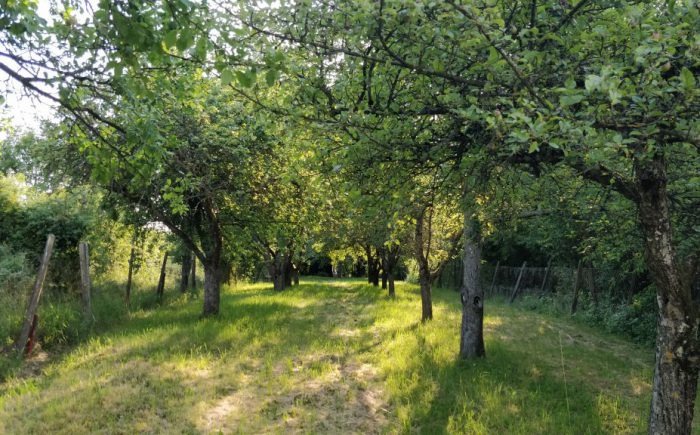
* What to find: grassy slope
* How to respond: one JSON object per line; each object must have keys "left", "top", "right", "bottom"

{"left": 0, "top": 278, "right": 691, "bottom": 434}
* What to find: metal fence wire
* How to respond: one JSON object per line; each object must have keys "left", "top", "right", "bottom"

{"left": 435, "top": 258, "right": 608, "bottom": 301}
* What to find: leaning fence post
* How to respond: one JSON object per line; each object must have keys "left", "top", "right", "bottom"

{"left": 14, "top": 234, "right": 55, "bottom": 355}
{"left": 125, "top": 243, "right": 136, "bottom": 307}
{"left": 570, "top": 260, "right": 584, "bottom": 314}
{"left": 509, "top": 261, "right": 527, "bottom": 303}
{"left": 587, "top": 262, "right": 599, "bottom": 307}
{"left": 489, "top": 261, "right": 500, "bottom": 295}
{"left": 539, "top": 257, "right": 553, "bottom": 295}
{"left": 79, "top": 242, "right": 93, "bottom": 321}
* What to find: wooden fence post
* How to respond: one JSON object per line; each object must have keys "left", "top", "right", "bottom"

{"left": 156, "top": 252, "right": 168, "bottom": 299}
{"left": 570, "top": 260, "right": 584, "bottom": 314}
{"left": 539, "top": 257, "right": 553, "bottom": 295}
{"left": 125, "top": 244, "right": 136, "bottom": 307}
{"left": 509, "top": 261, "right": 527, "bottom": 303}
{"left": 79, "top": 242, "right": 93, "bottom": 321}
{"left": 489, "top": 261, "right": 500, "bottom": 295}
{"left": 587, "top": 262, "right": 598, "bottom": 307}
{"left": 14, "top": 234, "right": 55, "bottom": 355}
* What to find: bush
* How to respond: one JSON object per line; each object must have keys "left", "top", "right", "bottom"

{"left": 583, "top": 286, "right": 657, "bottom": 347}
{"left": 516, "top": 286, "right": 658, "bottom": 347}
{"left": 0, "top": 244, "right": 33, "bottom": 293}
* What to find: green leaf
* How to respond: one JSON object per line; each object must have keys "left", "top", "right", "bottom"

{"left": 265, "top": 68, "right": 279, "bottom": 86}
{"left": 163, "top": 30, "right": 178, "bottom": 48}
{"left": 176, "top": 29, "right": 194, "bottom": 51}
{"left": 585, "top": 75, "right": 602, "bottom": 92}
{"left": 220, "top": 69, "right": 233, "bottom": 86}
{"left": 528, "top": 142, "right": 539, "bottom": 153}
{"left": 680, "top": 67, "right": 696, "bottom": 89}
{"left": 559, "top": 94, "right": 584, "bottom": 106}
{"left": 236, "top": 70, "right": 256, "bottom": 88}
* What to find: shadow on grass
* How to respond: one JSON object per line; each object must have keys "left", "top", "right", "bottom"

{"left": 374, "top": 286, "right": 614, "bottom": 434}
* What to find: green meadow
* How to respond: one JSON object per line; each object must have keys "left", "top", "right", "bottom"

{"left": 0, "top": 278, "right": 684, "bottom": 434}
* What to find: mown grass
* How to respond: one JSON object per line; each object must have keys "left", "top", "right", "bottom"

{"left": 0, "top": 277, "right": 691, "bottom": 434}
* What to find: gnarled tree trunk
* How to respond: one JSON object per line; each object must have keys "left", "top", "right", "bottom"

{"left": 202, "top": 261, "right": 222, "bottom": 316}
{"left": 459, "top": 215, "right": 485, "bottom": 359}
{"left": 637, "top": 155, "right": 699, "bottom": 435}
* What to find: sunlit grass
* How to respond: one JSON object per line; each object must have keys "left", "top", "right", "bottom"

{"left": 0, "top": 277, "right": 687, "bottom": 433}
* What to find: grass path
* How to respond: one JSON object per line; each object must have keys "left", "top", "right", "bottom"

{"left": 0, "top": 278, "right": 691, "bottom": 434}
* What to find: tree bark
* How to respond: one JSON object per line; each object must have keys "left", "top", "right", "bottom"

{"left": 292, "top": 265, "right": 300, "bottom": 285}
{"left": 190, "top": 254, "right": 197, "bottom": 291}
{"left": 180, "top": 250, "right": 192, "bottom": 293}
{"left": 271, "top": 251, "right": 286, "bottom": 291}
{"left": 636, "top": 155, "right": 699, "bottom": 435}
{"left": 419, "top": 271, "right": 433, "bottom": 321}
{"left": 388, "top": 271, "right": 396, "bottom": 297}
{"left": 460, "top": 216, "right": 485, "bottom": 359}
{"left": 284, "top": 253, "right": 293, "bottom": 288}
{"left": 365, "top": 244, "right": 373, "bottom": 284}
{"left": 156, "top": 252, "right": 168, "bottom": 300}
{"left": 415, "top": 210, "right": 433, "bottom": 321}
{"left": 202, "top": 262, "right": 222, "bottom": 316}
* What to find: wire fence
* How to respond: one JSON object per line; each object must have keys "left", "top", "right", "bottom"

{"left": 436, "top": 259, "right": 608, "bottom": 302}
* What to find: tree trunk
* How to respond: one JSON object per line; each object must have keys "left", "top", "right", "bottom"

{"left": 202, "top": 262, "right": 222, "bottom": 316}
{"left": 332, "top": 263, "right": 339, "bottom": 278}
{"left": 415, "top": 209, "right": 433, "bottom": 321}
{"left": 460, "top": 216, "right": 485, "bottom": 359}
{"left": 293, "top": 265, "right": 300, "bottom": 285}
{"left": 419, "top": 271, "right": 433, "bottom": 321}
{"left": 365, "top": 245, "right": 373, "bottom": 283}
{"left": 180, "top": 250, "right": 191, "bottom": 293}
{"left": 388, "top": 271, "right": 395, "bottom": 298}
{"left": 381, "top": 268, "right": 388, "bottom": 289}
{"left": 156, "top": 252, "right": 168, "bottom": 300}
{"left": 272, "top": 251, "right": 286, "bottom": 291}
{"left": 372, "top": 262, "right": 380, "bottom": 286}
{"left": 190, "top": 255, "right": 197, "bottom": 291}
{"left": 636, "top": 155, "right": 699, "bottom": 435}
{"left": 284, "top": 254, "right": 293, "bottom": 288}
